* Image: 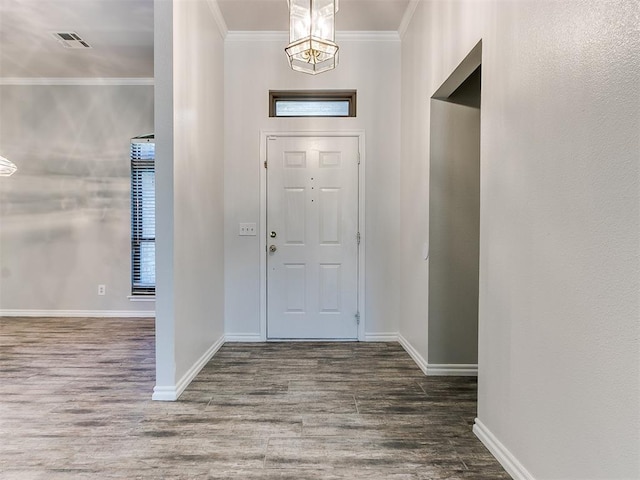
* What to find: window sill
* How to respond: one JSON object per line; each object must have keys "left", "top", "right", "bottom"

{"left": 128, "top": 295, "right": 156, "bottom": 302}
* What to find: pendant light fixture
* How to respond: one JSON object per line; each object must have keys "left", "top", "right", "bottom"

{"left": 285, "top": 0, "right": 339, "bottom": 75}
{"left": 0, "top": 156, "right": 17, "bottom": 177}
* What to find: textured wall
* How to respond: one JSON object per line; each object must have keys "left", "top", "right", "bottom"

{"left": 401, "top": 0, "right": 639, "bottom": 478}
{"left": 154, "top": 0, "right": 226, "bottom": 394}
{"left": 0, "top": 85, "right": 154, "bottom": 313}
{"left": 428, "top": 97, "right": 480, "bottom": 365}
{"left": 224, "top": 36, "right": 402, "bottom": 338}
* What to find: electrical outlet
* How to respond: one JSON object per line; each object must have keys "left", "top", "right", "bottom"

{"left": 239, "top": 223, "right": 257, "bottom": 236}
{"left": 98, "top": 284, "right": 106, "bottom": 296}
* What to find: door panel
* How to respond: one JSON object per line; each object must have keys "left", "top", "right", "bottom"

{"left": 319, "top": 264, "right": 341, "bottom": 312}
{"left": 267, "top": 136, "right": 359, "bottom": 339}
{"left": 319, "top": 188, "right": 341, "bottom": 244}
{"left": 284, "top": 188, "right": 305, "bottom": 243}
{"left": 284, "top": 264, "right": 306, "bottom": 312}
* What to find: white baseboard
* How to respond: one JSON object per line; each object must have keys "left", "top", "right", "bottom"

{"left": 0, "top": 309, "right": 155, "bottom": 318}
{"left": 224, "top": 334, "right": 263, "bottom": 342}
{"left": 364, "top": 332, "right": 399, "bottom": 342}
{"left": 225, "top": 333, "right": 401, "bottom": 342}
{"left": 152, "top": 334, "right": 225, "bottom": 401}
{"left": 150, "top": 386, "right": 177, "bottom": 402}
{"left": 474, "top": 418, "right": 535, "bottom": 480}
{"left": 397, "top": 334, "right": 477, "bottom": 376}
{"left": 427, "top": 363, "right": 478, "bottom": 376}
{"left": 398, "top": 334, "right": 429, "bottom": 375}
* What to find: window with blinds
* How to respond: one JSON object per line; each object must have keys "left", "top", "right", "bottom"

{"left": 131, "top": 136, "right": 155, "bottom": 295}
{"left": 269, "top": 90, "right": 357, "bottom": 117}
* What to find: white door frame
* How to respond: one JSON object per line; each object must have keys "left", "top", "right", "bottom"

{"left": 259, "top": 130, "right": 366, "bottom": 341}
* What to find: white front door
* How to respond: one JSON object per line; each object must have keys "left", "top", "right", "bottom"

{"left": 266, "top": 136, "right": 359, "bottom": 339}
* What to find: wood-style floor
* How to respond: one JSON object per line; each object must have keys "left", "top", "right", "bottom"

{"left": 0, "top": 317, "right": 510, "bottom": 479}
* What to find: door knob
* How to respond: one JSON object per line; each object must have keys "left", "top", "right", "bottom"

{"left": 269, "top": 245, "right": 277, "bottom": 253}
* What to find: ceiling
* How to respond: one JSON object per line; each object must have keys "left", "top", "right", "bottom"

{"left": 0, "top": 0, "right": 410, "bottom": 78}
{"left": 0, "top": 0, "right": 154, "bottom": 77}
{"left": 217, "top": 0, "right": 410, "bottom": 32}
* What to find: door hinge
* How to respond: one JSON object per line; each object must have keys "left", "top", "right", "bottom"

{"left": 356, "top": 232, "right": 361, "bottom": 245}
{"left": 264, "top": 161, "right": 267, "bottom": 169}
{"left": 355, "top": 312, "right": 360, "bottom": 325}
{"left": 357, "top": 152, "right": 361, "bottom": 165}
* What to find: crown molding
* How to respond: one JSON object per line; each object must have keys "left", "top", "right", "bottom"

{"left": 225, "top": 31, "right": 287, "bottom": 42}
{"left": 206, "top": 0, "right": 228, "bottom": 39}
{"left": 338, "top": 31, "right": 400, "bottom": 42}
{"left": 398, "top": 0, "right": 420, "bottom": 39}
{"left": 225, "top": 31, "right": 399, "bottom": 42}
{"left": 0, "top": 77, "right": 154, "bottom": 86}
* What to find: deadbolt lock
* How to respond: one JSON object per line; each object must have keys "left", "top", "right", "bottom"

{"left": 270, "top": 231, "right": 277, "bottom": 238}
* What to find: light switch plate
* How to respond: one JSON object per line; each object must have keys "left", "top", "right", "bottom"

{"left": 239, "top": 223, "right": 257, "bottom": 236}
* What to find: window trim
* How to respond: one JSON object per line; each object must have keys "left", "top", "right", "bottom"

{"left": 269, "top": 90, "right": 357, "bottom": 117}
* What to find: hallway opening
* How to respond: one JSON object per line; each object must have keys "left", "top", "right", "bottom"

{"left": 428, "top": 42, "right": 482, "bottom": 374}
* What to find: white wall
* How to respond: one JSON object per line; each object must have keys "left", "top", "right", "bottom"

{"left": 224, "top": 34, "right": 401, "bottom": 339}
{"left": 0, "top": 84, "right": 154, "bottom": 315}
{"left": 400, "top": 0, "right": 639, "bottom": 478}
{"left": 154, "top": 0, "right": 225, "bottom": 399}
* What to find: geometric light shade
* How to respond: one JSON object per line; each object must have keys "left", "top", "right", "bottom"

{"left": 285, "top": 0, "right": 339, "bottom": 75}
{"left": 0, "top": 156, "right": 17, "bottom": 176}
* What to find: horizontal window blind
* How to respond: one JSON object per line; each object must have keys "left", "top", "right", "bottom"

{"left": 269, "top": 90, "right": 357, "bottom": 117}
{"left": 274, "top": 100, "right": 350, "bottom": 117}
{"left": 131, "top": 138, "right": 155, "bottom": 295}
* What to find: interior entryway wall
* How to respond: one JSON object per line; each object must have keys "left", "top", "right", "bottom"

{"left": 400, "top": 1, "right": 639, "bottom": 478}
{"left": 224, "top": 34, "right": 401, "bottom": 341}
{"left": 153, "top": 0, "right": 226, "bottom": 401}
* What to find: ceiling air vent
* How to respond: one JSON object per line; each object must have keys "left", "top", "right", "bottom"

{"left": 52, "top": 32, "right": 91, "bottom": 49}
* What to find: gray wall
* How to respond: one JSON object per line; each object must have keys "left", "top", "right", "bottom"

{"left": 153, "top": 0, "right": 226, "bottom": 398}
{"left": 428, "top": 70, "right": 481, "bottom": 365}
{"left": 400, "top": 0, "right": 639, "bottom": 477}
{"left": 223, "top": 37, "right": 401, "bottom": 339}
{"left": 0, "top": 84, "right": 154, "bottom": 313}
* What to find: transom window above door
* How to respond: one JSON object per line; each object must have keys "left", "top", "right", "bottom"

{"left": 269, "top": 90, "right": 357, "bottom": 117}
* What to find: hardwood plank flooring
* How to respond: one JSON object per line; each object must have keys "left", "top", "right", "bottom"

{"left": 0, "top": 317, "right": 510, "bottom": 479}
